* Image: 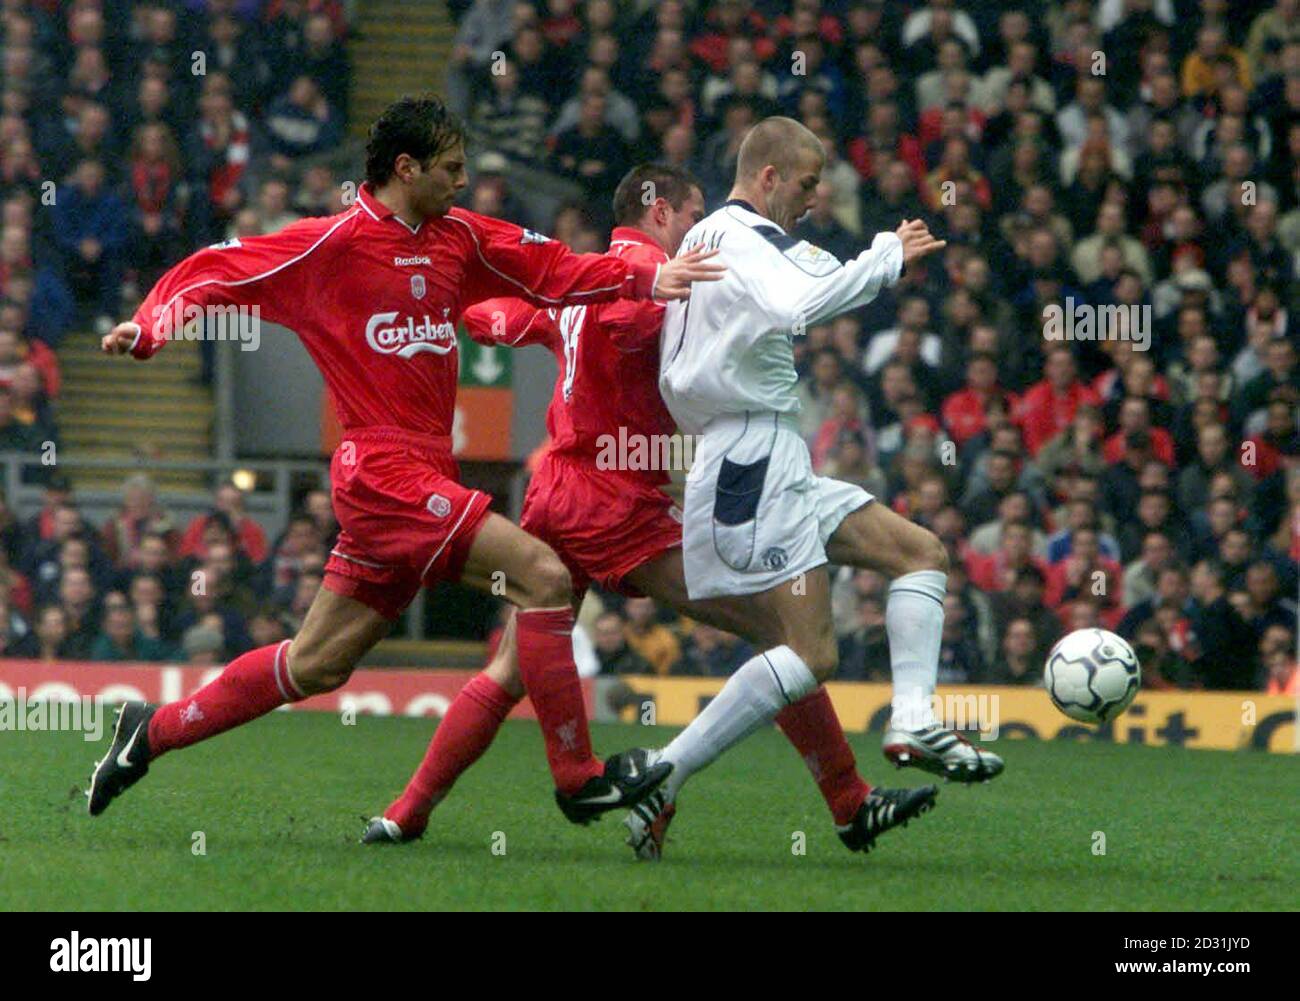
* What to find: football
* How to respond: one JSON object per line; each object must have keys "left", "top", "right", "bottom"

{"left": 1043, "top": 628, "right": 1141, "bottom": 724}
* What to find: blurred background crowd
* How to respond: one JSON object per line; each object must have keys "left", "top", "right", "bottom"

{"left": 0, "top": 0, "right": 1296, "bottom": 693}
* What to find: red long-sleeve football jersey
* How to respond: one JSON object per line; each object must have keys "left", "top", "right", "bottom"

{"left": 461, "top": 227, "right": 678, "bottom": 481}
{"left": 127, "top": 186, "right": 661, "bottom": 439}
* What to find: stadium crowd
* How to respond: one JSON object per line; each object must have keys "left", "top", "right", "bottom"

{"left": 0, "top": 472, "right": 338, "bottom": 665}
{"left": 0, "top": 0, "right": 355, "bottom": 395}
{"left": 453, "top": 0, "right": 1299, "bottom": 694}
{"left": 0, "top": 0, "right": 1296, "bottom": 694}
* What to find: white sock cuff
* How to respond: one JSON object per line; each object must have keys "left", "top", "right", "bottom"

{"left": 762, "top": 645, "right": 818, "bottom": 705}
{"left": 889, "top": 569, "right": 947, "bottom": 606}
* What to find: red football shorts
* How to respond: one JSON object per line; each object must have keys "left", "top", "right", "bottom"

{"left": 520, "top": 450, "right": 683, "bottom": 596}
{"left": 323, "top": 427, "right": 493, "bottom": 620}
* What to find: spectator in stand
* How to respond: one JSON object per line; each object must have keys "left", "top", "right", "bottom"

{"left": 293, "top": 164, "right": 340, "bottom": 218}
{"left": 245, "top": 178, "right": 301, "bottom": 237}
{"left": 1017, "top": 345, "right": 1101, "bottom": 456}
{"left": 89, "top": 590, "right": 174, "bottom": 662}
{"left": 284, "top": 569, "right": 322, "bottom": 635}
{"left": 292, "top": 12, "right": 351, "bottom": 113}
{"left": 58, "top": 566, "right": 98, "bottom": 659}
{"left": 1187, "top": 558, "right": 1261, "bottom": 689}
{"left": 551, "top": 91, "right": 630, "bottom": 226}
{"left": 984, "top": 617, "right": 1041, "bottom": 685}
{"left": 264, "top": 75, "right": 343, "bottom": 171}
{"left": 942, "top": 351, "right": 1016, "bottom": 448}
{"left": 50, "top": 158, "right": 128, "bottom": 335}
{"left": 810, "top": 384, "right": 868, "bottom": 471}
{"left": 837, "top": 594, "right": 891, "bottom": 682}
{"left": 1237, "top": 336, "right": 1299, "bottom": 430}
{"left": 1260, "top": 624, "right": 1297, "bottom": 695}
{"left": 622, "top": 596, "right": 681, "bottom": 676}
{"left": 100, "top": 474, "right": 177, "bottom": 571}
{"left": 793, "top": 179, "right": 857, "bottom": 265}
{"left": 471, "top": 58, "right": 552, "bottom": 167}
{"left": 0, "top": 384, "right": 43, "bottom": 453}
{"left": 1178, "top": 423, "right": 1257, "bottom": 516}
{"left": 796, "top": 347, "right": 852, "bottom": 440}
{"left": 34, "top": 604, "right": 71, "bottom": 662}
{"left": 300, "top": 488, "right": 338, "bottom": 544}
{"left": 263, "top": 512, "right": 326, "bottom": 597}
{"left": 591, "top": 610, "right": 651, "bottom": 675}
{"left": 248, "top": 604, "right": 292, "bottom": 649}
{"left": 180, "top": 483, "right": 269, "bottom": 565}
{"left": 188, "top": 77, "right": 252, "bottom": 241}
{"left": 128, "top": 572, "right": 174, "bottom": 650}
{"left": 966, "top": 520, "right": 1047, "bottom": 594}
{"left": 0, "top": 592, "right": 36, "bottom": 658}
{"left": 821, "top": 427, "right": 888, "bottom": 499}
{"left": 126, "top": 122, "right": 186, "bottom": 290}
{"left": 679, "top": 622, "right": 754, "bottom": 678}
{"left": 937, "top": 591, "right": 985, "bottom": 683}
{"left": 180, "top": 621, "right": 226, "bottom": 666}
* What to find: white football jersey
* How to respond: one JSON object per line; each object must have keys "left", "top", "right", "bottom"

{"left": 659, "top": 199, "right": 904, "bottom": 434}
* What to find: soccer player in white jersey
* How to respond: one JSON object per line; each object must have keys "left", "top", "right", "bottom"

{"left": 629, "top": 116, "right": 1003, "bottom": 858}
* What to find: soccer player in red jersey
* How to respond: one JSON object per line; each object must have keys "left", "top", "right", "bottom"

{"left": 86, "top": 96, "right": 725, "bottom": 826}
{"left": 364, "top": 165, "right": 913, "bottom": 856}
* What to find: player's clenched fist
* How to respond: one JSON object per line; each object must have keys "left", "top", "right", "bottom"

{"left": 894, "top": 219, "right": 946, "bottom": 267}
{"left": 100, "top": 322, "right": 140, "bottom": 355}
{"left": 653, "top": 247, "right": 725, "bottom": 300}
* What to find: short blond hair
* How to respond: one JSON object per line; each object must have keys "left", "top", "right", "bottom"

{"left": 735, "top": 116, "right": 825, "bottom": 181}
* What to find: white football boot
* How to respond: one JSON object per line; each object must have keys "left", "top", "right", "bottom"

{"left": 624, "top": 786, "right": 677, "bottom": 861}
{"left": 882, "top": 723, "right": 1004, "bottom": 782}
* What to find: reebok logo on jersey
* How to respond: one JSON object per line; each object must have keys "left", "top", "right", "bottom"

{"left": 520, "top": 229, "right": 550, "bottom": 244}
{"left": 394, "top": 255, "right": 432, "bottom": 266}
{"left": 365, "top": 312, "right": 457, "bottom": 358}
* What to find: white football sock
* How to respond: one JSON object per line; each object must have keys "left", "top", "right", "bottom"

{"left": 886, "top": 569, "right": 947, "bottom": 730}
{"left": 660, "top": 644, "right": 816, "bottom": 801}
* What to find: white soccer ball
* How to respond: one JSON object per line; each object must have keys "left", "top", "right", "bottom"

{"left": 1043, "top": 628, "right": 1141, "bottom": 724}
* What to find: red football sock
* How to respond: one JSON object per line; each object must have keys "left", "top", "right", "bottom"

{"left": 776, "top": 686, "right": 871, "bottom": 826}
{"left": 514, "top": 606, "right": 603, "bottom": 794}
{"left": 147, "top": 640, "right": 301, "bottom": 757}
{"left": 385, "top": 672, "right": 521, "bottom": 834}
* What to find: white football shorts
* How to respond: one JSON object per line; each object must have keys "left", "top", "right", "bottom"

{"left": 681, "top": 411, "right": 873, "bottom": 600}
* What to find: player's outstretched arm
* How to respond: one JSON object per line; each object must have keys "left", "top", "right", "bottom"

{"left": 760, "top": 219, "right": 945, "bottom": 332}
{"left": 101, "top": 323, "right": 144, "bottom": 357}
{"left": 894, "top": 218, "right": 947, "bottom": 268}
{"left": 108, "top": 218, "right": 344, "bottom": 360}
{"left": 461, "top": 211, "right": 723, "bottom": 310}
{"left": 652, "top": 247, "right": 725, "bottom": 301}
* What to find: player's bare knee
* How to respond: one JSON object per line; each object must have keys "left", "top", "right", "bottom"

{"left": 517, "top": 546, "right": 572, "bottom": 609}
{"left": 790, "top": 636, "right": 838, "bottom": 683}
{"left": 903, "top": 528, "right": 949, "bottom": 577}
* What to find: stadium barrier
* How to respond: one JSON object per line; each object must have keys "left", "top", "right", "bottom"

{"left": 0, "top": 660, "right": 557, "bottom": 727}
{"left": 1, "top": 661, "right": 1294, "bottom": 754}
{"left": 600, "top": 677, "right": 1298, "bottom": 755}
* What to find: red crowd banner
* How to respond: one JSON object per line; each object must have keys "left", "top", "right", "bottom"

{"left": 0, "top": 660, "right": 595, "bottom": 720}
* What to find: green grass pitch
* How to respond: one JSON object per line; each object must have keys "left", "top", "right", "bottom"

{"left": 3, "top": 714, "right": 1296, "bottom": 910}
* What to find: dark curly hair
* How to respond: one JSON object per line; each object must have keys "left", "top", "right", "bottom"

{"left": 364, "top": 94, "right": 467, "bottom": 187}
